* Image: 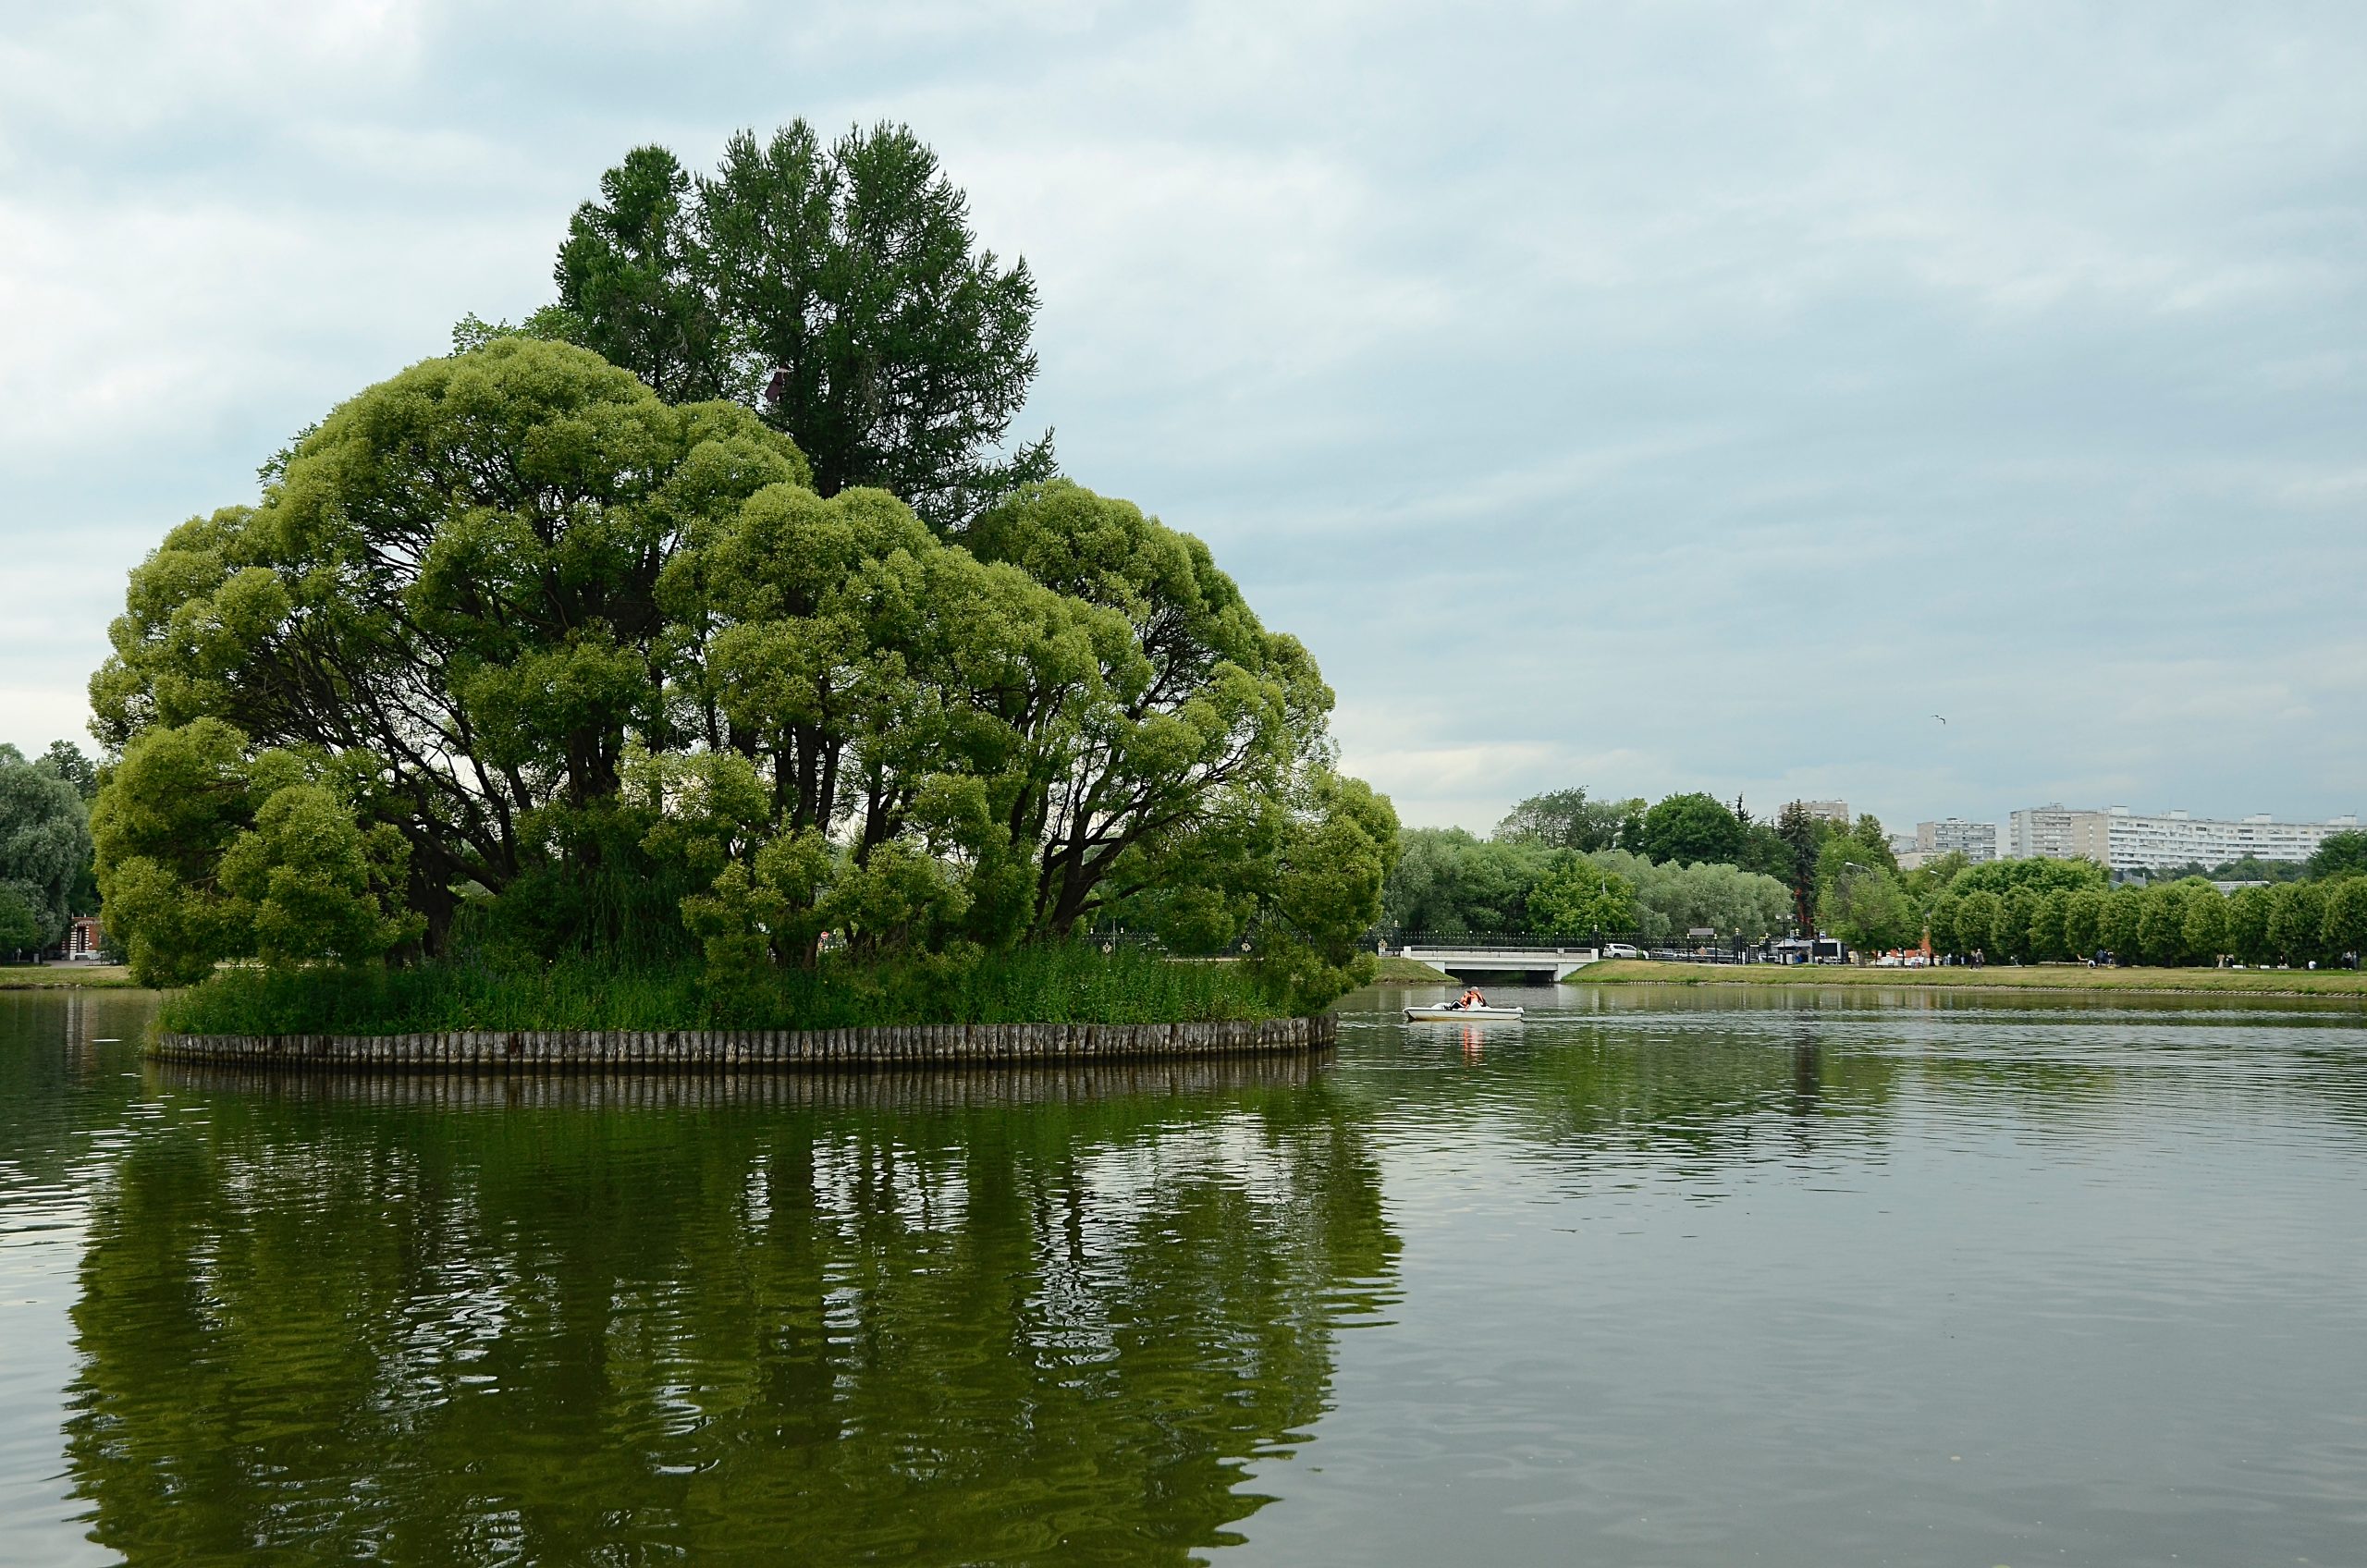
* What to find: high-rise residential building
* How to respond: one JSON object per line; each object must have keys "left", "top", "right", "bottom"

{"left": 2008, "top": 805, "right": 2112, "bottom": 863}
{"left": 1797, "top": 800, "right": 1849, "bottom": 826}
{"left": 1917, "top": 818, "right": 2000, "bottom": 864}
{"left": 2008, "top": 804, "right": 2358, "bottom": 874}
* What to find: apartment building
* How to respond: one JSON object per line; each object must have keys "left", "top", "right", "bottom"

{"left": 1916, "top": 818, "right": 2000, "bottom": 864}
{"left": 2007, "top": 805, "right": 2112, "bottom": 863}
{"left": 1797, "top": 800, "right": 1849, "bottom": 826}
{"left": 2008, "top": 804, "right": 2359, "bottom": 874}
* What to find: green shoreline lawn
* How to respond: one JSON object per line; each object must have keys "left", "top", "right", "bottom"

{"left": 0, "top": 965, "right": 141, "bottom": 990}
{"left": 1567, "top": 958, "right": 2367, "bottom": 998}
{"left": 1372, "top": 955, "right": 1453, "bottom": 983}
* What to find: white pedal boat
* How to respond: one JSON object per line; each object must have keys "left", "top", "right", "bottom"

{"left": 1403, "top": 1004, "right": 1526, "bottom": 1022}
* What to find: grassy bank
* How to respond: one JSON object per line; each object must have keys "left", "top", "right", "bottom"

{"left": 0, "top": 964, "right": 140, "bottom": 990}
{"left": 1568, "top": 959, "right": 2367, "bottom": 998}
{"left": 163, "top": 945, "right": 1297, "bottom": 1037}
{"left": 1373, "top": 955, "right": 1453, "bottom": 983}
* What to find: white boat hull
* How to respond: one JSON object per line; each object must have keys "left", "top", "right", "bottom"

{"left": 1403, "top": 1005, "right": 1526, "bottom": 1022}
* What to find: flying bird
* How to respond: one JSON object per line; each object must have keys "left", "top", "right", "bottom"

{"left": 1932, "top": 715, "right": 1947, "bottom": 724}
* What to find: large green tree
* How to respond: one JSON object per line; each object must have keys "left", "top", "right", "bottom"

{"left": 2323, "top": 876, "right": 2367, "bottom": 962}
{"left": 1772, "top": 800, "right": 1830, "bottom": 931}
{"left": 0, "top": 887, "right": 40, "bottom": 955}
{"left": 1818, "top": 860, "right": 1913, "bottom": 951}
{"left": 2308, "top": 830, "right": 2367, "bottom": 881}
{"left": 91, "top": 339, "right": 1381, "bottom": 1001}
{"left": 557, "top": 122, "right": 1050, "bottom": 532}
{"left": 1586, "top": 849, "right": 1792, "bottom": 942}
{"left": 2224, "top": 883, "right": 2275, "bottom": 965}
{"left": 1953, "top": 889, "right": 2005, "bottom": 958}
{"left": 2267, "top": 881, "right": 2328, "bottom": 965}
{"left": 2099, "top": 886, "right": 2144, "bottom": 959}
{"left": 1380, "top": 828, "right": 1551, "bottom": 939}
{"left": 91, "top": 722, "right": 420, "bottom": 985}
{"left": 0, "top": 744, "right": 93, "bottom": 951}
{"left": 92, "top": 338, "right": 808, "bottom": 955}
{"left": 1493, "top": 788, "right": 1642, "bottom": 853}
{"left": 1636, "top": 792, "right": 1745, "bottom": 868}
{"left": 2063, "top": 887, "right": 2108, "bottom": 958}
{"left": 1527, "top": 853, "right": 1637, "bottom": 942}
{"left": 36, "top": 741, "right": 99, "bottom": 801}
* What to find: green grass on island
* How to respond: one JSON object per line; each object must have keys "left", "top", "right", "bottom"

{"left": 161, "top": 944, "right": 1306, "bottom": 1038}
{"left": 1568, "top": 959, "right": 2367, "bottom": 997}
{"left": 0, "top": 965, "right": 141, "bottom": 990}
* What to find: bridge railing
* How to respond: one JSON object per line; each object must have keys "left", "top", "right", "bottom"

{"left": 1384, "top": 932, "right": 1630, "bottom": 952}
{"left": 1383, "top": 933, "right": 1786, "bottom": 963}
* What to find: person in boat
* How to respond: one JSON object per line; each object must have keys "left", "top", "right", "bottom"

{"left": 1457, "top": 986, "right": 1488, "bottom": 1011}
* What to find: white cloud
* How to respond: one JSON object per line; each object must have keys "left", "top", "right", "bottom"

{"left": 2, "top": 0, "right": 2364, "bottom": 827}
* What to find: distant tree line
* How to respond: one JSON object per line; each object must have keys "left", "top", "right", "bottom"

{"left": 1919, "top": 856, "right": 2367, "bottom": 967}
{"left": 1383, "top": 786, "right": 1819, "bottom": 944}
{"left": 1383, "top": 790, "right": 2367, "bottom": 969}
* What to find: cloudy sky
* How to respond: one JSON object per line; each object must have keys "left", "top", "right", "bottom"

{"left": 4, "top": 1, "right": 2361, "bottom": 834}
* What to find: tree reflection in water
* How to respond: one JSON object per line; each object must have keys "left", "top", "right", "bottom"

{"left": 66, "top": 1060, "right": 1397, "bottom": 1566}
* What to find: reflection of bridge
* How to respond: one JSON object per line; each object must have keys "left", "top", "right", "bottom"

{"left": 1395, "top": 943, "right": 1600, "bottom": 983}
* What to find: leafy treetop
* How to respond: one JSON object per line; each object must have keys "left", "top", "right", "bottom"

{"left": 89, "top": 339, "right": 1389, "bottom": 1009}
{"left": 555, "top": 121, "right": 1051, "bottom": 533}
{"left": 2308, "top": 830, "right": 2367, "bottom": 881}
{"left": 1635, "top": 791, "right": 1745, "bottom": 868}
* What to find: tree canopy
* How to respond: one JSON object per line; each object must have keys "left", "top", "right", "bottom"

{"left": 1493, "top": 788, "right": 1642, "bottom": 852}
{"left": 1527, "top": 853, "right": 1637, "bottom": 941}
{"left": 1634, "top": 791, "right": 1745, "bottom": 867}
{"left": 555, "top": 121, "right": 1050, "bottom": 532}
{"left": 1918, "top": 866, "right": 2364, "bottom": 967}
{"left": 1381, "top": 828, "right": 1551, "bottom": 938}
{"left": 0, "top": 744, "right": 94, "bottom": 951}
{"left": 2309, "top": 830, "right": 2367, "bottom": 881}
{"left": 1385, "top": 790, "right": 1802, "bottom": 943}
{"left": 90, "top": 338, "right": 1388, "bottom": 1007}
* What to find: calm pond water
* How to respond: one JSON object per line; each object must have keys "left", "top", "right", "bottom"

{"left": 4, "top": 983, "right": 2366, "bottom": 1565}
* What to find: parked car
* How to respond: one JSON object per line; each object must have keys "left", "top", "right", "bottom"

{"left": 1601, "top": 943, "right": 1645, "bottom": 960}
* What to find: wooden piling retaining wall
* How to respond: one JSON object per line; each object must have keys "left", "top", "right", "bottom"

{"left": 154, "top": 1054, "right": 1328, "bottom": 1109}
{"left": 149, "top": 1014, "right": 1337, "bottom": 1072}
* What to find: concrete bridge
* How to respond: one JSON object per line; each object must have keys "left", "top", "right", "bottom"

{"left": 1395, "top": 943, "right": 1601, "bottom": 983}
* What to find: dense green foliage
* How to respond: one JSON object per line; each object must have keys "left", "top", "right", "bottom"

{"left": 90, "top": 723, "right": 420, "bottom": 985}
{"left": 1527, "top": 853, "right": 1637, "bottom": 940}
{"left": 1919, "top": 867, "right": 2365, "bottom": 967}
{"left": 1587, "top": 850, "right": 1794, "bottom": 941}
{"left": 1493, "top": 788, "right": 1642, "bottom": 852}
{"left": 1635, "top": 791, "right": 1745, "bottom": 867}
{"left": 1381, "top": 828, "right": 1551, "bottom": 937}
{"left": 1380, "top": 815, "right": 1790, "bottom": 944}
{"left": 554, "top": 121, "right": 1050, "bottom": 531}
{"left": 0, "top": 743, "right": 95, "bottom": 952}
{"left": 159, "top": 943, "right": 1287, "bottom": 1035}
{"left": 2143, "top": 854, "right": 2310, "bottom": 885}
{"left": 92, "top": 337, "right": 1390, "bottom": 1014}
{"left": 2311, "top": 830, "right": 2367, "bottom": 881}
{"left": 0, "top": 888, "right": 40, "bottom": 954}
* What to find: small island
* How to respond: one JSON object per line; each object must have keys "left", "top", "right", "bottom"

{"left": 83, "top": 128, "right": 1394, "bottom": 1065}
